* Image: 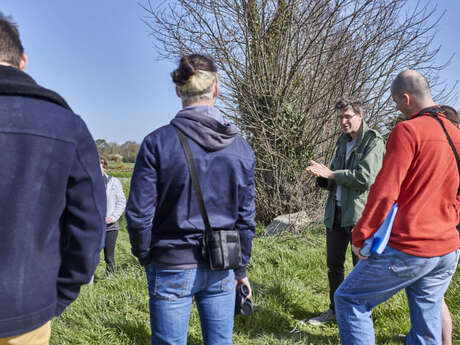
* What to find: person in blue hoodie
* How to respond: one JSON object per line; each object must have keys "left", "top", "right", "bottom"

{"left": 0, "top": 13, "right": 106, "bottom": 345}
{"left": 126, "top": 54, "right": 256, "bottom": 345}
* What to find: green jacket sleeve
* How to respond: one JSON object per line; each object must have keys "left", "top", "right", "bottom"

{"left": 333, "top": 134, "right": 385, "bottom": 192}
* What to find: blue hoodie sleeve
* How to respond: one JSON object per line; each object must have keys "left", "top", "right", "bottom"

{"left": 234, "top": 157, "right": 256, "bottom": 280}
{"left": 56, "top": 118, "right": 106, "bottom": 316}
{"left": 126, "top": 137, "right": 158, "bottom": 266}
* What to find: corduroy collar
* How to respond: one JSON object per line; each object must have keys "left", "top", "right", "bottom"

{"left": 0, "top": 65, "right": 71, "bottom": 110}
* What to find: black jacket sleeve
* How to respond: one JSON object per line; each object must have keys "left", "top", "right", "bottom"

{"left": 316, "top": 177, "right": 329, "bottom": 189}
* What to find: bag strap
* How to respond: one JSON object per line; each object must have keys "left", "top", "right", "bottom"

{"left": 425, "top": 114, "right": 460, "bottom": 195}
{"left": 176, "top": 128, "right": 212, "bottom": 234}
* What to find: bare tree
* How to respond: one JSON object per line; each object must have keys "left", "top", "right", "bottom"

{"left": 143, "top": 0, "right": 455, "bottom": 223}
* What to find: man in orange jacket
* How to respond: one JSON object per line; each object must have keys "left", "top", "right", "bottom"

{"left": 334, "top": 70, "right": 460, "bottom": 345}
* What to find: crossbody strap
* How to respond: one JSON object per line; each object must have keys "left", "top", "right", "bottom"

{"left": 176, "top": 128, "right": 212, "bottom": 234}
{"left": 426, "top": 115, "right": 460, "bottom": 195}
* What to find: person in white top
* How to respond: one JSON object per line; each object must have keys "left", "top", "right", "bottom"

{"left": 99, "top": 156, "right": 126, "bottom": 273}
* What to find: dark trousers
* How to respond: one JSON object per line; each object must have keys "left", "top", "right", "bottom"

{"left": 104, "top": 229, "right": 118, "bottom": 273}
{"left": 326, "top": 206, "right": 358, "bottom": 311}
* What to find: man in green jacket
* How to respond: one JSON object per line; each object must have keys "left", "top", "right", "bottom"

{"left": 306, "top": 96, "right": 385, "bottom": 325}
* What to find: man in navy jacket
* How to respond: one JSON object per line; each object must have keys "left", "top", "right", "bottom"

{"left": 0, "top": 13, "right": 106, "bottom": 343}
{"left": 126, "top": 54, "right": 256, "bottom": 344}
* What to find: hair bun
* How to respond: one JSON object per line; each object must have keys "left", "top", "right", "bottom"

{"left": 172, "top": 56, "right": 196, "bottom": 85}
{"left": 171, "top": 54, "right": 217, "bottom": 87}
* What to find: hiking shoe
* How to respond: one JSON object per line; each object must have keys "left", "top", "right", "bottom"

{"left": 308, "top": 309, "right": 335, "bottom": 325}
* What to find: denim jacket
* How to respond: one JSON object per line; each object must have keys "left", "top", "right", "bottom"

{"left": 319, "top": 121, "right": 385, "bottom": 228}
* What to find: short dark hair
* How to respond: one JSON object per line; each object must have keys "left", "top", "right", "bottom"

{"left": 440, "top": 105, "right": 459, "bottom": 125}
{"left": 0, "top": 12, "right": 23, "bottom": 67}
{"left": 335, "top": 96, "right": 364, "bottom": 115}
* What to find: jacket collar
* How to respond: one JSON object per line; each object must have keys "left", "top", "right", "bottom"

{"left": 409, "top": 106, "right": 442, "bottom": 119}
{"left": 0, "top": 65, "right": 71, "bottom": 110}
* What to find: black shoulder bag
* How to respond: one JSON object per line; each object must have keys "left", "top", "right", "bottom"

{"left": 176, "top": 128, "right": 243, "bottom": 270}
{"left": 424, "top": 112, "right": 460, "bottom": 233}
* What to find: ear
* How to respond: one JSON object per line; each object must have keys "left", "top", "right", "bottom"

{"left": 175, "top": 86, "right": 181, "bottom": 98}
{"left": 402, "top": 93, "right": 411, "bottom": 106}
{"left": 19, "top": 53, "right": 28, "bottom": 71}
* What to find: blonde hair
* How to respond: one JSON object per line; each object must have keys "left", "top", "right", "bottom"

{"left": 178, "top": 70, "right": 218, "bottom": 103}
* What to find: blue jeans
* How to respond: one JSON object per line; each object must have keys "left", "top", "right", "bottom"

{"left": 334, "top": 246, "right": 459, "bottom": 345}
{"left": 145, "top": 265, "right": 236, "bottom": 345}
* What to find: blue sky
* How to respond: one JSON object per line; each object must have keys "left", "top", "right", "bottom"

{"left": 1, "top": 1, "right": 459, "bottom": 143}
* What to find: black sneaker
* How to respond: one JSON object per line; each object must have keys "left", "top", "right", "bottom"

{"left": 308, "top": 309, "right": 335, "bottom": 325}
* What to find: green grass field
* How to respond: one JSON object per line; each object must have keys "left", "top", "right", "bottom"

{"left": 50, "top": 223, "right": 459, "bottom": 345}
{"left": 106, "top": 161, "right": 134, "bottom": 178}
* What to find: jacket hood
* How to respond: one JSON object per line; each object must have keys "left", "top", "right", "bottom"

{"left": 170, "top": 107, "right": 238, "bottom": 151}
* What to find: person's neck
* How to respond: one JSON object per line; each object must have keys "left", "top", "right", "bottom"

{"left": 412, "top": 99, "right": 436, "bottom": 115}
{"left": 183, "top": 99, "right": 215, "bottom": 108}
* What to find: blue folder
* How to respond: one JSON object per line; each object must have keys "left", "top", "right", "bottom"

{"left": 359, "top": 203, "right": 398, "bottom": 257}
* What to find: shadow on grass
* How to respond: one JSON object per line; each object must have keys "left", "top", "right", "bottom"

{"left": 186, "top": 312, "right": 337, "bottom": 345}
{"left": 117, "top": 254, "right": 141, "bottom": 270}
{"left": 235, "top": 304, "right": 338, "bottom": 344}
{"left": 106, "top": 320, "right": 150, "bottom": 345}
{"left": 252, "top": 279, "right": 322, "bottom": 321}
{"left": 230, "top": 278, "right": 340, "bottom": 344}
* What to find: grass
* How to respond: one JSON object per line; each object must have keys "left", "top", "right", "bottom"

{"left": 50, "top": 225, "right": 459, "bottom": 344}
{"left": 106, "top": 162, "right": 134, "bottom": 178}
